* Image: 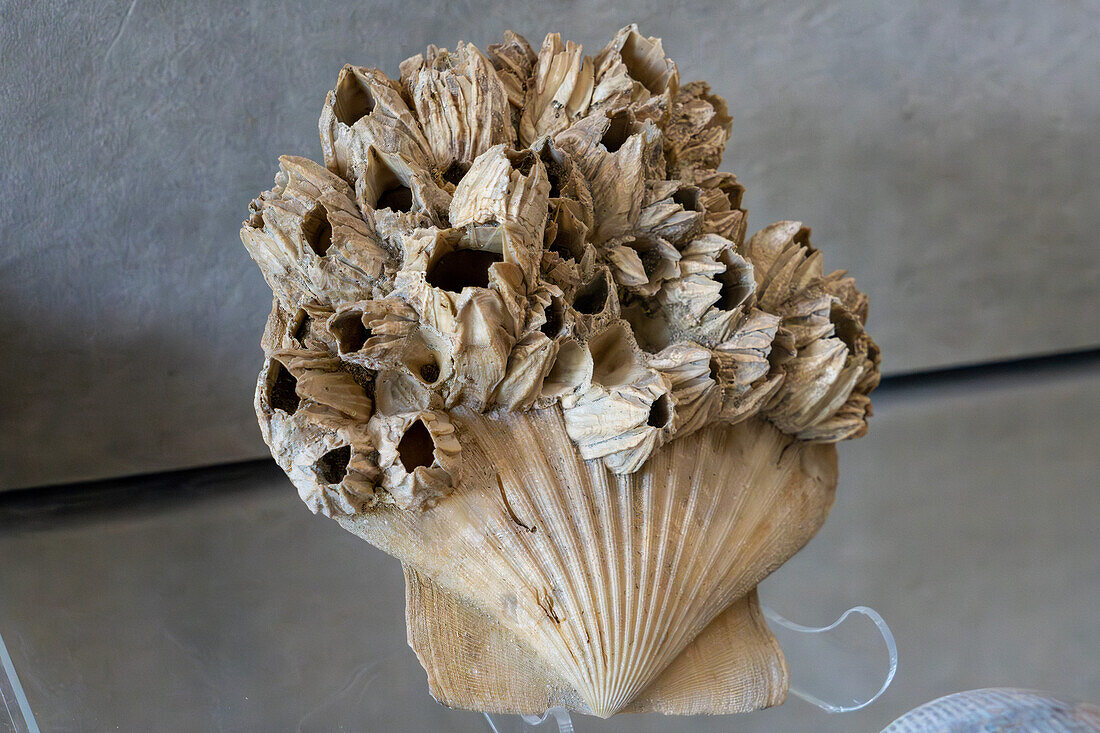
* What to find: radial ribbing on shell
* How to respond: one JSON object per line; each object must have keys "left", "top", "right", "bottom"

{"left": 242, "top": 25, "right": 880, "bottom": 516}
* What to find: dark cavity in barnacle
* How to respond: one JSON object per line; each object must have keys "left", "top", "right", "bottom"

{"left": 315, "top": 445, "right": 351, "bottom": 485}
{"left": 672, "top": 186, "right": 702, "bottom": 212}
{"left": 505, "top": 149, "right": 537, "bottom": 176}
{"left": 364, "top": 153, "right": 415, "bottom": 213}
{"left": 267, "top": 359, "right": 300, "bottom": 415}
{"left": 622, "top": 302, "right": 671, "bottom": 354}
{"left": 573, "top": 273, "right": 610, "bottom": 315}
{"left": 540, "top": 298, "right": 566, "bottom": 338}
{"left": 547, "top": 220, "right": 585, "bottom": 263}
{"left": 442, "top": 161, "right": 469, "bottom": 186}
{"left": 708, "top": 355, "right": 722, "bottom": 383}
{"left": 716, "top": 256, "right": 754, "bottom": 311}
{"left": 302, "top": 205, "right": 334, "bottom": 256}
{"left": 377, "top": 183, "right": 413, "bottom": 213}
{"left": 589, "top": 324, "right": 637, "bottom": 388}
{"left": 419, "top": 359, "right": 440, "bottom": 384}
{"left": 426, "top": 249, "right": 503, "bottom": 292}
{"left": 646, "top": 394, "right": 671, "bottom": 428}
{"left": 290, "top": 308, "right": 311, "bottom": 344}
{"left": 330, "top": 311, "right": 370, "bottom": 354}
{"left": 333, "top": 68, "right": 376, "bottom": 126}
{"left": 398, "top": 420, "right": 436, "bottom": 472}
{"left": 601, "top": 110, "right": 634, "bottom": 153}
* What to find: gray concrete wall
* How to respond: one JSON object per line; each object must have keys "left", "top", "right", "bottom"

{"left": 3, "top": 0, "right": 1098, "bottom": 489}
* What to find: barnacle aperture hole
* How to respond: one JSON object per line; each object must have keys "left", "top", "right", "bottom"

{"left": 442, "top": 161, "right": 469, "bottom": 186}
{"left": 709, "top": 355, "right": 722, "bottom": 383}
{"left": 426, "top": 248, "right": 504, "bottom": 292}
{"left": 268, "top": 359, "right": 300, "bottom": 415}
{"left": 541, "top": 299, "right": 565, "bottom": 338}
{"left": 589, "top": 324, "right": 637, "bottom": 388}
{"left": 377, "top": 183, "right": 413, "bottom": 212}
{"left": 717, "top": 258, "right": 754, "bottom": 311}
{"left": 331, "top": 311, "right": 370, "bottom": 354}
{"left": 573, "top": 273, "right": 609, "bottom": 315}
{"left": 334, "top": 69, "right": 376, "bottom": 127}
{"left": 647, "top": 394, "right": 671, "bottom": 428}
{"left": 625, "top": 238, "right": 663, "bottom": 280}
{"left": 315, "top": 445, "right": 351, "bottom": 485}
{"left": 290, "top": 309, "right": 311, "bottom": 343}
{"left": 548, "top": 220, "right": 585, "bottom": 262}
{"left": 601, "top": 110, "right": 634, "bottom": 153}
{"left": 538, "top": 146, "right": 564, "bottom": 197}
{"left": 672, "top": 187, "right": 701, "bottom": 212}
{"left": 622, "top": 303, "right": 670, "bottom": 354}
{"left": 397, "top": 419, "right": 436, "bottom": 472}
{"left": 419, "top": 359, "right": 440, "bottom": 384}
{"left": 505, "top": 149, "right": 536, "bottom": 176}
{"left": 542, "top": 340, "right": 590, "bottom": 396}
{"left": 302, "top": 206, "right": 333, "bottom": 256}
{"left": 366, "top": 154, "right": 415, "bottom": 213}
{"left": 619, "top": 30, "right": 667, "bottom": 95}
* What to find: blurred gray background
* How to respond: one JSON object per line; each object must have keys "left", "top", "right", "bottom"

{"left": 2, "top": 0, "right": 1098, "bottom": 489}
{"left": 1, "top": 0, "right": 1098, "bottom": 731}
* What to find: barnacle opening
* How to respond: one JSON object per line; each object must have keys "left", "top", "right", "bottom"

{"left": 541, "top": 297, "right": 566, "bottom": 338}
{"left": 505, "top": 149, "right": 537, "bottom": 176}
{"left": 624, "top": 238, "right": 670, "bottom": 284}
{"left": 426, "top": 249, "right": 504, "bottom": 291}
{"left": 333, "top": 68, "right": 376, "bottom": 126}
{"left": 302, "top": 205, "right": 334, "bottom": 256}
{"left": 442, "top": 161, "right": 469, "bottom": 186}
{"left": 601, "top": 110, "right": 634, "bottom": 153}
{"left": 708, "top": 355, "right": 722, "bottom": 383}
{"left": 589, "top": 324, "right": 637, "bottom": 388}
{"left": 419, "top": 360, "right": 441, "bottom": 384}
{"left": 573, "top": 272, "right": 610, "bottom": 315}
{"left": 397, "top": 419, "right": 436, "bottom": 472}
{"left": 546, "top": 215, "right": 586, "bottom": 263}
{"left": 537, "top": 145, "right": 566, "bottom": 198}
{"left": 315, "top": 445, "right": 351, "bottom": 484}
{"left": 672, "top": 186, "right": 702, "bottom": 213}
{"left": 623, "top": 303, "right": 671, "bottom": 353}
{"left": 716, "top": 253, "right": 754, "bottom": 311}
{"left": 290, "top": 308, "right": 312, "bottom": 344}
{"left": 267, "top": 359, "right": 300, "bottom": 415}
{"left": 363, "top": 153, "right": 415, "bottom": 213}
{"left": 646, "top": 394, "right": 671, "bottom": 428}
{"left": 542, "top": 340, "right": 590, "bottom": 397}
{"left": 330, "top": 311, "right": 370, "bottom": 354}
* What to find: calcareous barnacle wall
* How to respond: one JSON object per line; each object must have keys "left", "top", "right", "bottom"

{"left": 242, "top": 24, "right": 880, "bottom": 517}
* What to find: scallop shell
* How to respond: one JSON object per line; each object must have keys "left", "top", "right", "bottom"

{"left": 240, "top": 24, "right": 882, "bottom": 719}
{"left": 338, "top": 408, "right": 836, "bottom": 717}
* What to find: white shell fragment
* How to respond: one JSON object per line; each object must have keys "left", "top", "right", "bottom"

{"left": 241, "top": 24, "right": 881, "bottom": 719}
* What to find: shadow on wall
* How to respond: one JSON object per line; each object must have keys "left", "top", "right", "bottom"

{"left": 0, "top": 293, "right": 271, "bottom": 490}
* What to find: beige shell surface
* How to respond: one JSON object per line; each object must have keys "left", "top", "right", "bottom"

{"left": 240, "top": 23, "right": 881, "bottom": 719}
{"left": 339, "top": 409, "right": 836, "bottom": 717}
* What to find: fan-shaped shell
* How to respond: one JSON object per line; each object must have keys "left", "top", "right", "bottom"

{"left": 337, "top": 408, "right": 836, "bottom": 717}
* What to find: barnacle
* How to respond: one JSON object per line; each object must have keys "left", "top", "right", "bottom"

{"left": 241, "top": 24, "right": 880, "bottom": 719}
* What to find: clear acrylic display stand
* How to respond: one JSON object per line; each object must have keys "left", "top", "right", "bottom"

{"left": 484, "top": 604, "right": 897, "bottom": 733}
{"left": 0, "top": 605, "right": 893, "bottom": 733}
{"left": 1, "top": 630, "right": 39, "bottom": 733}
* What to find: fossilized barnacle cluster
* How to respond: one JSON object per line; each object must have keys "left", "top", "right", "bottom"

{"left": 242, "top": 25, "right": 880, "bottom": 516}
